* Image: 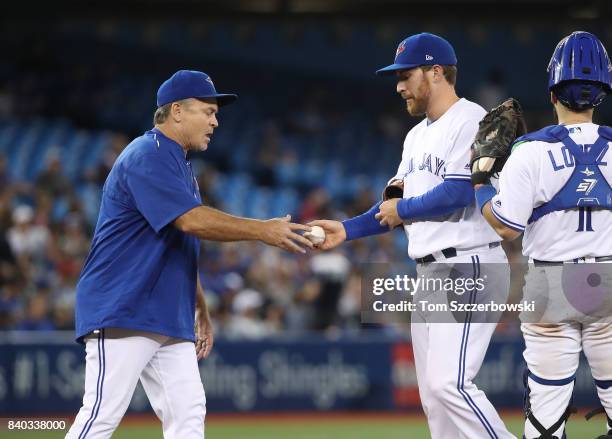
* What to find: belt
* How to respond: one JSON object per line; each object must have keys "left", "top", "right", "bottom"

{"left": 533, "top": 255, "right": 612, "bottom": 266}
{"left": 415, "top": 242, "right": 501, "bottom": 264}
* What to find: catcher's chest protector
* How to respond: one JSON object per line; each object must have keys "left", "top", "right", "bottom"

{"left": 518, "top": 125, "right": 612, "bottom": 224}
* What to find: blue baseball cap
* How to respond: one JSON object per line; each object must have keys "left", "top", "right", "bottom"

{"left": 376, "top": 33, "right": 457, "bottom": 76}
{"left": 156, "top": 70, "right": 238, "bottom": 108}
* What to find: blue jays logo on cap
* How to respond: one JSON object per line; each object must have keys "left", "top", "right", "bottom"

{"left": 395, "top": 41, "right": 406, "bottom": 58}
{"left": 377, "top": 32, "right": 457, "bottom": 76}
{"left": 156, "top": 70, "right": 237, "bottom": 108}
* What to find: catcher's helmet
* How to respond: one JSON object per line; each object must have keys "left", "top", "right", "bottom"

{"left": 547, "top": 31, "right": 612, "bottom": 110}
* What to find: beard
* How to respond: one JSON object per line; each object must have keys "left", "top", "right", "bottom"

{"left": 406, "top": 81, "right": 431, "bottom": 116}
{"left": 188, "top": 134, "right": 210, "bottom": 152}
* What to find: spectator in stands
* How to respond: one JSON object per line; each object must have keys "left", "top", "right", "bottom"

{"left": 338, "top": 271, "right": 363, "bottom": 330}
{"left": 299, "top": 188, "right": 331, "bottom": 223}
{"left": 254, "top": 121, "right": 281, "bottom": 186}
{"left": 36, "top": 151, "right": 71, "bottom": 198}
{"left": 196, "top": 165, "right": 221, "bottom": 208}
{"left": 7, "top": 205, "right": 50, "bottom": 261}
{"left": 348, "top": 188, "right": 378, "bottom": 218}
{"left": 14, "top": 293, "right": 55, "bottom": 331}
{"left": 79, "top": 168, "right": 102, "bottom": 227}
{"left": 0, "top": 223, "right": 17, "bottom": 286}
{"left": 285, "top": 278, "right": 320, "bottom": 331}
{"left": 263, "top": 302, "right": 285, "bottom": 334}
{"left": 225, "top": 288, "right": 272, "bottom": 338}
{"left": 52, "top": 294, "right": 75, "bottom": 330}
{"left": 0, "top": 275, "right": 23, "bottom": 329}
{"left": 94, "top": 133, "right": 129, "bottom": 185}
{"left": 309, "top": 250, "right": 351, "bottom": 330}
{"left": 57, "top": 213, "right": 89, "bottom": 264}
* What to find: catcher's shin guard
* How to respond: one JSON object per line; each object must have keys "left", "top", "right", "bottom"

{"left": 588, "top": 377, "right": 612, "bottom": 438}
{"left": 523, "top": 369, "right": 576, "bottom": 439}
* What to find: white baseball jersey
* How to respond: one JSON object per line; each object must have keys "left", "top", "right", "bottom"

{"left": 391, "top": 98, "right": 501, "bottom": 259}
{"left": 492, "top": 122, "right": 612, "bottom": 261}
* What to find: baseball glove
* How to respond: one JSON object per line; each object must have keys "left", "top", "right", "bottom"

{"left": 470, "top": 98, "right": 527, "bottom": 186}
{"left": 382, "top": 179, "right": 404, "bottom": 200}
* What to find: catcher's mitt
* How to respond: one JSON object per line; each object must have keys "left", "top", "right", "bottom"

{"left": 470, "top": 98, "right": 527, "bottom": 186}
{"left": 382, "top": 179, "right": 404, "bottom": 201}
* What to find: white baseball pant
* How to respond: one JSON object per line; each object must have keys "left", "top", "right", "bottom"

{"left": 65, "top": 328, "right": 205, "bottom": 439}
{"left": 411, "top": 245, "right": 515, "bottom": 439}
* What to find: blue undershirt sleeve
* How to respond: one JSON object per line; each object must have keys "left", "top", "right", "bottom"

{"left": 341, "top": 201, "right": 390, "bottom": 241}
{"left": 396, "top": 180, "right": 474, "bottom": 221}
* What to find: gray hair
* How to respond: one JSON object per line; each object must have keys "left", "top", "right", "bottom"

{"left": 153, "top": 103, "right": 172, "bottom": 125}
{"left": 153, "top": 99, "right": 191, "bottom": 125}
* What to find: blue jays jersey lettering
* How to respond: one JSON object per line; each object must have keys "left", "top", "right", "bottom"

{"left": 493, "top": 122, "right": 612, "bottom": 260}
{"left": 75, "top": 128, "right": 203, "bottom": 343}
{"left": 405, "top": 153, "right": 446, "bottom": 176}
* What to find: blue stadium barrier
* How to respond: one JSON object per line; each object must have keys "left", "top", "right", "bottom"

{"left": 0, "top": 331, "right": 600, "bottom": 415}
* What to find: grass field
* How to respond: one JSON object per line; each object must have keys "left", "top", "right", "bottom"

{"left": 1, "top": 413, "right": 606, "bottom": 438}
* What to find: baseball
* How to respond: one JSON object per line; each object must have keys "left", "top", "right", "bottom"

{"left": 304, "top": 225, "right": 326, "bottom": 246}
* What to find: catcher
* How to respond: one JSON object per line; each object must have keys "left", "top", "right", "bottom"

{"left": 473, "top": 32, "right": 612, "bottom": 439}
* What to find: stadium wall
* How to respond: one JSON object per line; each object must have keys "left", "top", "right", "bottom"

{"left": 0, "top": 332, "right": 600, "bottom": 414}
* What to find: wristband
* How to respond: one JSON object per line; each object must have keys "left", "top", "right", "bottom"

{"left": 475, "top": 184, "right": 497, "bottom": 213}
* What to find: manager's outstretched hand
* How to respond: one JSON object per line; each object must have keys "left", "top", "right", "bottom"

{"left": 259, "top": 215, "right": 314, "bottom": 254}
{"left": 307, "top": 219, "right": 346, "bottom": 250}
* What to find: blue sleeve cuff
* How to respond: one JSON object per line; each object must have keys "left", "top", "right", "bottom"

{"left": 475, "top": 184, "right": 497, "bottom": 213}
{"left": 341, "top": 201, "right": 389, "bottom": 241}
